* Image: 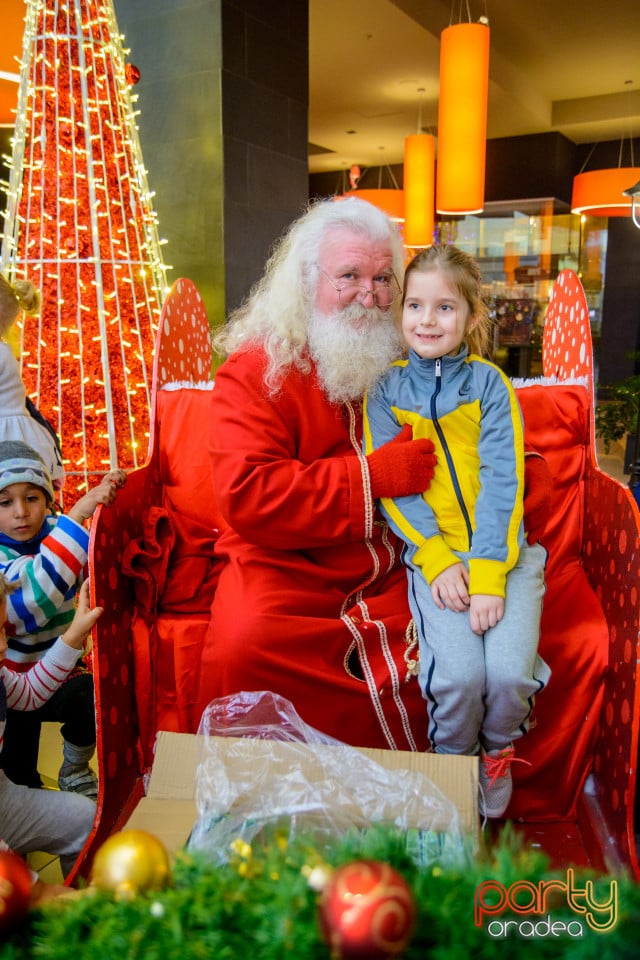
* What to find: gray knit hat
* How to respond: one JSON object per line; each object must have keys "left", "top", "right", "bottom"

{"left": 0, "top": 440, "right": 55, "bottom": 503}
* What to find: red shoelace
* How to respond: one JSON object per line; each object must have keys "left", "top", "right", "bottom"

{"left": 481, "top": 747, "right": 531, "bottom": 788}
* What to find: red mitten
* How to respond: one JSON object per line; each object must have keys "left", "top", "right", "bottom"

{"left": 367, "top": 424, "right": 437, "bottom": 499}
{"left": 523, "top": 449, "right": 552, "bottom": 545}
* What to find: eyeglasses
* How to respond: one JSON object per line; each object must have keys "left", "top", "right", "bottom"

{"left": 318, "top": 268, "right": 401, "bottom": 308}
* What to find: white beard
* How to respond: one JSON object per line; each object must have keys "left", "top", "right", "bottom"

{"left": 307, "top": 303, "right": 404, "bottom": 404}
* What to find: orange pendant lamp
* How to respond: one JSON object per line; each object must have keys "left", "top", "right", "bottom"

{"left": 340, "top": 188, "right": 405, "bottom": 222}
{"left": 0, "top": 1, "right": 23, "bottom": 124}
{"left": 571, "top": 167, "right": 640, "bottom": 217}
{"left": 340, "top": 161, "right": 404, "bottom": 222}
{"left": 436, "top": 21, "right": 490, "bottom": 216}
{"left": 403, "top": 133, "right": 435, "bottom": 247}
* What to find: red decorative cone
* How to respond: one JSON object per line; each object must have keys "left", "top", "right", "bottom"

{"left": 0, "top": 0, "right": 169, "bottom": 504}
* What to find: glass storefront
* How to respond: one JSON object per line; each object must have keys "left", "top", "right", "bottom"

{"left": 431, "top": 203, "right": 608, "bottom": 380}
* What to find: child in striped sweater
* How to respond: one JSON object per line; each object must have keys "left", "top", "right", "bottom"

{"left": 0, "top": 439, "right": 125, "bottom": 797}
{"left": 0, "top": 574, "right": 100, "bottom": 876}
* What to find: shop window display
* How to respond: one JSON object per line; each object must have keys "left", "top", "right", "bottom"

{"left": 435, "top": 206, "right": 606, "bottom": 380}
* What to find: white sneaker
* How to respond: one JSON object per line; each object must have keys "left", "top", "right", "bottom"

{"left": 478, "top": 745, "right": 521, "bottom": 819}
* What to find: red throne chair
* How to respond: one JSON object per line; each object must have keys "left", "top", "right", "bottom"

{"left": 68, "top": 272, "right": 640, "bottom": 882}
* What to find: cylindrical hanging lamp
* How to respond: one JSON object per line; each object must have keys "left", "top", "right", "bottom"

{"left": 339, "top": 188, "right": 405, "bottom": 222}
{"left": 436, "top": 21, "right": 490, "bottom": 216}
{"left": 403, "top": 134, "right": 435, "bottom": 247}
{"left": 571, "top": 167, "right": 640, "bottom": 217}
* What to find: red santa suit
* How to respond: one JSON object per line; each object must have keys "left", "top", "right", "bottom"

{"left": 195, "top": 347, "right": 429, "bottom": 750}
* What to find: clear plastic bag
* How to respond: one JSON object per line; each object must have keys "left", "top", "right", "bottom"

{"left": 188, "top": 691, "right": 468, "bottom": 867}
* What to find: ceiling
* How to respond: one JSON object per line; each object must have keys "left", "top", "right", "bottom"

{"left": 309, "top": 0, "right": 640, "bottom": 175}
{"left": 3, "top": 1, "right": 640, "bottom": 179}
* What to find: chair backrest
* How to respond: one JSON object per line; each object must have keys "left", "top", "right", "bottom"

{"left": 152, "top": 278, "right": 212, "bottom": 389}
{"left": 72, "top": 279, "right": 212, "bottom": 882}
{"left": 542, "top": 269, "right": 640, "bottom": 876}
{"left": 542, "top": 270, "right": 593, "bottom": 388}
{"left": 542, "top": 267, "right": 594, "bottom": 405}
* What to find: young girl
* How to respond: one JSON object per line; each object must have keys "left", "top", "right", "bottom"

{"left": 0, "top": 273, "right": 64, "bottom": 491}
{"left": 363, "top": 244, "right": 550, "bottom": 818}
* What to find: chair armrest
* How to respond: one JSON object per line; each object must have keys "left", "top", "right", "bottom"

{"left": 69, "top": 457, "right": 163, "bottom": 879}
{"left": 582, "top": 457, "right": 640, "bottom": 876}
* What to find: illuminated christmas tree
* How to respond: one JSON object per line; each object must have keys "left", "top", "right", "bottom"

{"left": 0, "top": 0, "right": 169, "bottom": 501}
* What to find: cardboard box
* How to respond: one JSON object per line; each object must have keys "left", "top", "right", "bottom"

{"left": 124, "top": 731, "right": 478, "bottom": 856}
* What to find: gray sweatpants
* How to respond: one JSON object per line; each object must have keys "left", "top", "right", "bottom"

{"left": 408, "top": 541, "right": 551, "bottom": 755}
{"left": 0, "top": 769, "right": 95, "bottom": 877}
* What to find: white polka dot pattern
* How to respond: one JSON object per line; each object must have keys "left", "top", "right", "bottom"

{"left": 582, "top": 461, "right": 640, "bottom": 867}
{"left": 154, "top": 278, "right": 212, "bottom": 388}
{"left": 542, "top": 272, "right": 640, "bottom": 874}
{"left": 542, "top": 269, "right": 593, "bottom": 403}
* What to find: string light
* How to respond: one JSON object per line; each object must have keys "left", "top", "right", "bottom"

{"left": 0, "top": 0, "right": 170, "bottom": 502}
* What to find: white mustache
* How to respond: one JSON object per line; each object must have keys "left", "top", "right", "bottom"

{"left": 308, "top": 306, "right": 404, "bottom": 404}
{"left": 338, "top": 302, "right": 391, "bottom": 327}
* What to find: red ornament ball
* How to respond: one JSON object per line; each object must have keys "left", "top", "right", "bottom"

{"left": 125, "top": 63, "right": 141, "bottom": 85}
{"left": 0, "top": 850, "right": 32, "bottom": 934}
{"left": 318, "top": 859, "right": 416, "bottom": 959}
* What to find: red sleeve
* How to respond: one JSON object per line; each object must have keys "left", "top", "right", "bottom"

{"left": 210, "top": 349, "right": 371, "bottom": 549}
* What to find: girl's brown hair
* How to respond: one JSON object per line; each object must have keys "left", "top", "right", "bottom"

{"left": 403, "top": 244, "right": 491, "bottom": 357}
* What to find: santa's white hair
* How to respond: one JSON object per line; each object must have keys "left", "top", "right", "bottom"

{"left": 212, "top": 197, "right": 405, "bottom": 395}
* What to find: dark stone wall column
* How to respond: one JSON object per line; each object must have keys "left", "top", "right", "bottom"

{"left": 221, "top": 1, "right": 309, "bottom": 316}
{"left": 114, "top": 0, "right": 225, "bottom": 329}
{"left": 114, "top": 0, "right": 309, "bottom": 335}
{"left": 598, "top": 217, "right": 640, "bottom": 385}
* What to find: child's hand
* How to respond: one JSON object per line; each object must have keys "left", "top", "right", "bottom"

{"left": 30, "top": 879, "right": 75, "bottom": 905}
{"left": 67, "top": 470, "right": 127, "bottom": 523}
{"left": 61, "top": 580, "right": 103, "bottom": 649}
{"left": 103, "top": 469, "right": 127, "bottom": 490}
{"left": 469, "top": 594, "right": 504, "bottom": 636}
{"left": 430, "top": 563, "right": 470, "bottom": 612}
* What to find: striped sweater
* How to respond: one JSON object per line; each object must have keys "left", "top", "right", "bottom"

{"left": 0, "top": 514, "right": 89, "bottom": 668}
{"left": 0, "top": 637, "right": 82, "bottom": 754}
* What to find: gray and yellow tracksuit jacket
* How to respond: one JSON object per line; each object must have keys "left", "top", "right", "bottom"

{"left": 363, "top": 346, "right": 525, "bottom": 599}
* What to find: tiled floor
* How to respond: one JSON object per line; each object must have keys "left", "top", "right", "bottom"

{"left": 37, "top": 721, "right": 64, "bottom": 788}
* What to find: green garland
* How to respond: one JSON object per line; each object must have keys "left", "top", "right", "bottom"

{"left": 2, "top": 825, "right": 638, "bottom": 959}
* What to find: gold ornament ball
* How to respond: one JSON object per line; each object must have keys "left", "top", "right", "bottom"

{"left": 91, "top": 830, "right": 171, "bottom": 900}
